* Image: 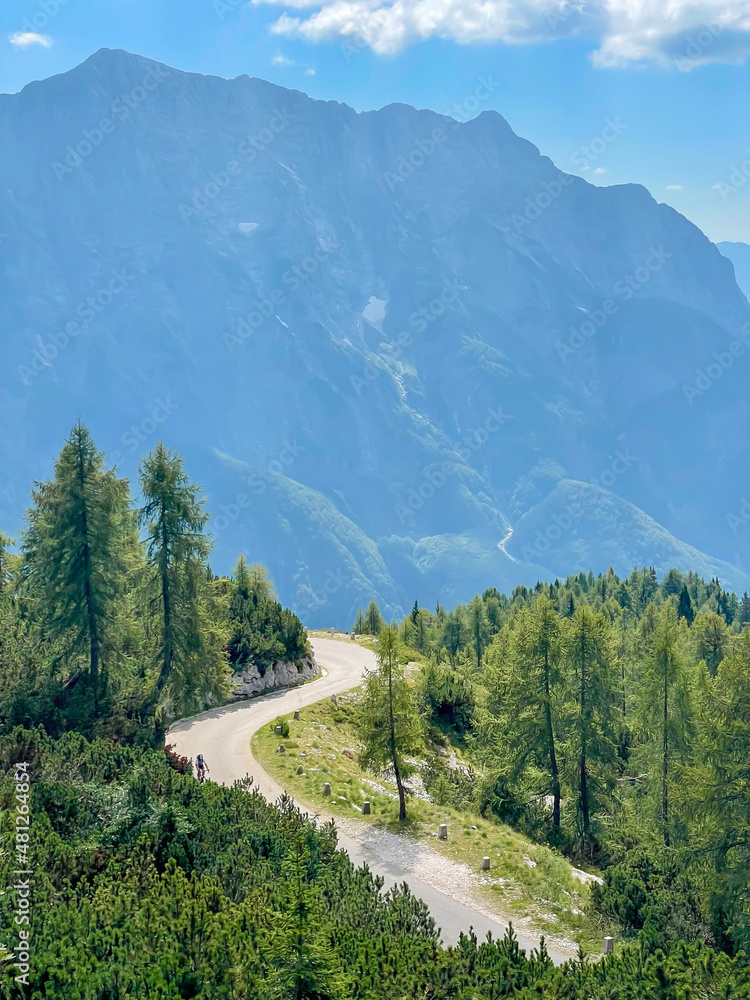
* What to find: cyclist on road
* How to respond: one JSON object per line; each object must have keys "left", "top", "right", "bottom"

{"left": 196, "top": 754, "right": 209, "bottom": 783}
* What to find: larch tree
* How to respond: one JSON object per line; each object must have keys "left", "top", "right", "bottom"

{"left": 357, "top": 623, "right": 423, "bottom": 822}
{"left": 139, "top": 443, "right": 230, "bottom": 713}
{"left": 563, "top": 605, "right": 619, "bottom": 852}
{"left": 691, "top": 609, "right": 729, "bottom": 676}
{"left": 686, "top": 631, "right": 750, "bottom": 951}
{"left": 468, "top": 595, "right": 490, "bottom": 671}
{"left": 635, "top": 605, "right": 693, "bottom": 847}
{"left": 364, "top": 600, "right": 383, "bottom": 636}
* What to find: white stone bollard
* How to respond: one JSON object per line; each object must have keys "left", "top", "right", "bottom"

{"left": 603, "top": 936, "right": 614, "bottom": 955}
{"left": 323, "top": 782, "right": 331, "bottom": 796}
{"left": 438, "top": 824, "right": 448, "bottom": 840}
{"left": 362, "top": 801, "right": 371, "bottom": 815}
{"left": 481, "top": 856, "right": 490, "bottom": 871}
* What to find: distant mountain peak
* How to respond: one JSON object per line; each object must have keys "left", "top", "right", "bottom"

{"left": 1, "top": 51, "right": 749, "bottom": 623}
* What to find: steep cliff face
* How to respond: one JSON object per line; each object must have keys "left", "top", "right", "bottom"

{"left": 719, "top": 242, "right": 750, "bottom": 300}
{"left": 1, "top": 49, "right": 749, "bottom": 624}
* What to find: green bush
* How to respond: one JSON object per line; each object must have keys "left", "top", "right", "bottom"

{"left": 270, "top": 715, "right": 290, "bottom": 738}
{"left": 592, "top": 845, "right": 711, "bottom": 944}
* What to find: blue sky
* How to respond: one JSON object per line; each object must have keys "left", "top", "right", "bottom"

{"left": 2, "top": 0, "right": 749, "bottom": 242}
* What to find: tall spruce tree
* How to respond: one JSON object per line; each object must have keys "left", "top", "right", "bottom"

{"left": 677, "top": 584, "right": 694, "bottom": 625}
{"left": 23, "top": 423, "right": 133, "bottom": 709}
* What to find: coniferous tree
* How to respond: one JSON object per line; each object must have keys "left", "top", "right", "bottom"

{"left": 227, "top": 556, "right": 307, "bottom": 671}
{"left": 635, "top": 605, "right": 692, "bottom": 847}
{"left": 139, "top": 443, "right": 229, "bottom": 711}
{"left": 563, "top": 605, "right": 619, "bottom": 852}
{"left": 352, "top": 607, "right": 366, "bottom": 634}
{"left": 357, "top": 623, "right": 423, "bottom": 821}
{"left": 469, "top": 595, "right": 489, "bottom": 670}
{"left": 677, "top": 585, "right": 694, "bottom": 625}
{"left": 482, "top": 597, "right": 564, "bottom": 827}
{"left": 364, "top": 600, "right": 383, "bottom": 636}
{"left": 691, "top": 610, "right": 729, "bottom": 676}
{"left": 686, "top": 631, "right": 750, "bottom": 950}
{"left": 0, "top": 531, "right": 12, "bottom": 595}
{"left": 23, "top": 423, "right": 134, "bottom": 709}
{"left": 441, "top": 611, "right": 465, "bottom": 660}
{"left": 262, "top": 839, "right": 350, "bottom": 1000}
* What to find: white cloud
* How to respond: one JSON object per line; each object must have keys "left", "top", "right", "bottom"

{"left": 9, "top": 31, "right": 53, "bottom": 49}
{"left": 305, "top": 66, "right": 316, "bottom": 74}
{"left": 251, "top": 0, "right": 750, "bottom": 68}
{"left": 272, "top": 52, "right": 295, "bottom": 64}
{"left": 666, "top": 184, "right": 684, "bottom": 190}
{"left": 594, "top": 166, "right": 606, "bottom": 173}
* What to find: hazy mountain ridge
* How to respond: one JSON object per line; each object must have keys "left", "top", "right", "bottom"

{"left": 1, "top": 48, "right": 749, "bottom": 624}
{"left": 718, "top": 241, "right": 750, "bottom": 301}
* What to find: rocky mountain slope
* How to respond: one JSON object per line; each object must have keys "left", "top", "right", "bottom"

{"left": 1, "top": 49, "right": 749, "bottom": 623}
{"left": 719, "top": 241, "right": 750, "bottom": 300}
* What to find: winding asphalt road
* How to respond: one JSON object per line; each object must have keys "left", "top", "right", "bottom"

{"left": 168, "top": 637, "right": 568, "bottom": 963}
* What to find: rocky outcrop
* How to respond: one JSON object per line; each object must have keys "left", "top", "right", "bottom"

{"left": 231, "top": 657, "right": 318, "bottom": 700}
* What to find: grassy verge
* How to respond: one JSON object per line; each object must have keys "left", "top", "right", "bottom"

{"left": 252, "top": 690, "right": 618, "bottom": 953}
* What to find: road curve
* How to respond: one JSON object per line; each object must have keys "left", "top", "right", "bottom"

{"left": 168, "top": 637, "right": 569, "bottom": 963}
